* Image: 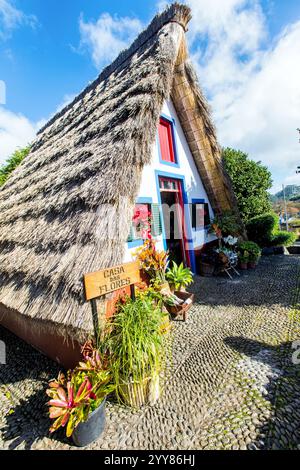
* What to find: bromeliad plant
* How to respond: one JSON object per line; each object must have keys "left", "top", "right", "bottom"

{"left": 166, "top": 262, "right": 193, "bottom": 292}
{"left": 46, "top": 343, "right": 114, "bottom": 438}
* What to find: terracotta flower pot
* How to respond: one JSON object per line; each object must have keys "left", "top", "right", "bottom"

{"left": 240, "top": 262, "right": 248, "bottom": 270}
{"left": 248, "top": 262, "right": 257, "bottom": 269}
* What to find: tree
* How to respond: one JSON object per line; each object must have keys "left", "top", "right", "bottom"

{"left": 0, "top": 146, "right": 31, "bottom": 187}
{"left": 223, "top": 147, "right": 273, "bottom": 222}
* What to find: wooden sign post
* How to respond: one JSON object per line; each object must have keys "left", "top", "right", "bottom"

{"left": 83, "top": 261, "right": 142, "bottom": 336}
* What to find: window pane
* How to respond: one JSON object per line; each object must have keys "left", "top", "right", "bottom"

{"left": 191, "top": 202, "right": 210, "bottom": 229}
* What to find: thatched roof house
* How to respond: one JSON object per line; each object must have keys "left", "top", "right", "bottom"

{"left": 0, "top": 3, "right": 238, "bottom": 363}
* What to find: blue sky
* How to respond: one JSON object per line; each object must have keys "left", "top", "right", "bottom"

{"left": 1, "top": 0, "right": 300, "bottom": 193}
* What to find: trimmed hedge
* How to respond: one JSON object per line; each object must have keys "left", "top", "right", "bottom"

{"left": 271, "top": 231, "right": 297, "bottom": 247}
{"left": 246, "top": 212, "right": 296, "bottom": 248}
{"left": 246, "top": 213, "right": 278, "bottom": 247}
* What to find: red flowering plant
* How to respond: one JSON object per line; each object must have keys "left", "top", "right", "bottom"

{"left": 132, "top": 204, "right": 152, "bottom": 241}
{"left": 46, "top": 342, "right": 114, "bottom": 438}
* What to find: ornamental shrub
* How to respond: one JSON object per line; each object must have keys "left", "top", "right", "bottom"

{"left": 271, "top": 231, "right": 297, "bottom": 247}
{"left": 246, "top": 212, "right": 296, "bottom": 248}
{"left": 246, "top": 212, "right": 279, "bottom": 247}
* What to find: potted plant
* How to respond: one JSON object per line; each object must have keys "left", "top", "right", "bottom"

{"left": 46, "top": 343, "right": 114, "bottom": 447}
{"left": 134, "top": 239, "right": 169, "bottom": 292}
{"left": 107, "top": 296, "right": 164, "bottom": 408}
{"left": 238, "top": 250, "right": 249, "bottom": 270}
{"left": 210, "top": 211, "right": 241, "bottom": 247}
{"left": 238, "top": 241, "right": 261, "bottom": 269}
{"left": 166, "top": 262, "right": 193, "bottom": 292}
{"left": 136, "top": 281, "right": 172, "bottom": 334}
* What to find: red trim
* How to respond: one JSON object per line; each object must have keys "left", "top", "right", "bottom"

{"left": 159, "top": 177, "right": 191, "bottom": 268}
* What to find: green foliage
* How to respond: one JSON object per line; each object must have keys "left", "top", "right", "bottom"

{"left": 238, "top": 250, "right": 249, "bottom": 263}
{"left": 223, "top": 147, "right": 272, "bottom": 222}
{"left": 246, "top": 212, "right": 296, "bottom": 247}
{"left": 211, "top": 210, "right": 241, "bottom": 236}
{"left": 246, "top": 212, "right": 279, "bottom": 247}
{"left": 238, "top": 241, "right": 261, "bottom": 262}
{"left": 108, "top": 297, "right": 164, "bottom": 404}
{"left": 0, "top": 146, "right": 31, "bottom": 187}
{"left": 271, "top": 231, "right": 297, "bottom": 247}
{"left": 166, "top": 262, "right": 193, "bottom": 291}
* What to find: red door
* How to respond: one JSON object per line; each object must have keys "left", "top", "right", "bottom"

{"left": 159, "top": 177, "right": 191, "bottom": 267}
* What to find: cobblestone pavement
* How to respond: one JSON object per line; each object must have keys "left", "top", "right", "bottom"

{"left": 0, "top": 255, "right": 300, "bottom": 450}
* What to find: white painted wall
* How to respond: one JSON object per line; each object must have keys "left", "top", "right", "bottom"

{"left": 123, "top": 100, "right": 216, "bottom": 264}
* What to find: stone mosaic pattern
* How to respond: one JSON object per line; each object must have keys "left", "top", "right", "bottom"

{"left": 0, "top": 255, "right": 299, "bottom": 450}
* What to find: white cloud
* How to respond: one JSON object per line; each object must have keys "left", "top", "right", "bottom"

{"left": 0, "top": 0, "right": 37, "bottom": 39}
{"left": 158, "top": 1, "right": 300, "bottom": 192}
{"left": 218, "top": 21, "right": 300, "bottom": 173}
{"left": 79, "top": 12, "right": 143, "bottom": 69}
{"left": 0, "top": 106, "right": 43, "bottom": 164}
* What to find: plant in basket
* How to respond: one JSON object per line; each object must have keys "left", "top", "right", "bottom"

{"left": 107, "top": 296, "right": 165, "bottom": 408}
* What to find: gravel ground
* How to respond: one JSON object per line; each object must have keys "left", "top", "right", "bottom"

{"left": 0, "top": 254, "right": 299, "bottom": 450}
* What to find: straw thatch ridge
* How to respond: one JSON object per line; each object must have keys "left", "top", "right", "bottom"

{"left": 0, "top": 3, "right": 239, "bottom": 341}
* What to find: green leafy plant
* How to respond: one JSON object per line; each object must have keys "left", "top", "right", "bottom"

{"left": 211, "top": 211, "right": 241, "bottom": 237}
{"left": 246, "top": 212, "right": 296, "bottom": 248}
{"left": 46, "top": 344, "right": 114, "bottom": 437}
{"left": 222, "top": 147, "right": 273, "bottom": 222}
{"left": 246, "top": 212, "right": 278, "bottom": 247}
{"left": 271, "top": 231, "right": 297, "bottom": 247}
{"left": 107, "top": 296, "right": 164, "bottom": 404}
{"left": 136, "top": 280, "right": 164, "bottom": 306}
{"left": 0, "top": 146, "right": 31, "bottom": 187}
{"left": 238, "top": 241, "right": 261, "bottom": 262}
{"left": 238, "top": 250, "right": 250, "bottom": 264}
{"left": 166, "top": 262, "right": 193, "bottom": 292}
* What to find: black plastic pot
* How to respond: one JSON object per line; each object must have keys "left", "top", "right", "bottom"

{"left": 72, "top": 398, "right": 106, "bottom": 447}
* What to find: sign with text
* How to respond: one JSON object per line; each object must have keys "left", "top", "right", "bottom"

{"left": 84, "top": 261, "right": 142, "bottom": 301}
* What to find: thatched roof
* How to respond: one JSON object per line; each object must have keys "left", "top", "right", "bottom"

{"left": 0, "top": 3, "right": 239, "bottom": 341}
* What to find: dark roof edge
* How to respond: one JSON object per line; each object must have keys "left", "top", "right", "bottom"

{"left": 38, "top": 3, "right": 191, "bottom": 135}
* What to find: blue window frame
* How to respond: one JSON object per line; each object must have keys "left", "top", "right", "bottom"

{"left": 191, "top": 198, "right": 211, "bottom": 231}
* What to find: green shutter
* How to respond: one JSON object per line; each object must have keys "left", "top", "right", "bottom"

{"left": 151, "top": 203, "right": 162, "bottom": 237}
{"left": 127, "top": 223, "right": 134, "bottom": 242}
